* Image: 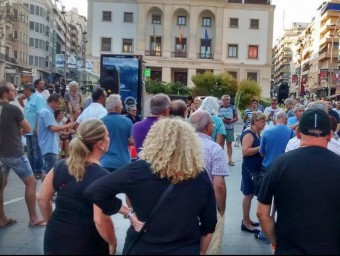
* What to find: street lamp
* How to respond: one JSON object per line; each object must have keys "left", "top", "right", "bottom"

{"left": 329, "top": 17, "right": 340, "bottom": 97}
{"left": 296, "top": 39, "right": 304, "bottom": 98}
{"left": 61, "top": 5, "right": 67, "bottom": 86}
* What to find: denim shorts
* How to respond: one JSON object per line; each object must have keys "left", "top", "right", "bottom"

{"left": 42, "top": 153, "right": 58, "bottom": 174}
{"left": 0, "top": 156, "right": 33, "bottom": 179}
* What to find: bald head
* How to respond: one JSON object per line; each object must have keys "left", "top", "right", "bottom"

{"left": 189, "top": 110, "right": 212, "bottom": 133}
{"left": 170, "top": 99, "right": 187, "bottom": 118}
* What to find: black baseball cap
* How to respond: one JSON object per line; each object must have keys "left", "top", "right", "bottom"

{"left": 298, "top": 109, "right": 331, "bottom": 137}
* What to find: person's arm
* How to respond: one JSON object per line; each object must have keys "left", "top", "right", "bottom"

{"left": 93, "top": 205, "right": 117, "bottom": 255}
{"left": 216, "top": 134, "right": 224, "bottom": 148}
{"left": 20, "top": 119, "right": 31, "bottom": 135}
{"left": 212, "top": 176, "right": 226, "bottom": 216}
{"left": 37, "top": 169, "right": 55, "bottom": 222}
{"left": 243, "top": 112, "right": 248, "bottom": 123}
{"left": 200, "top": 233, "right": 213, "bottom": 255}
{"left": 49, "top": 122, "right": 75, "bottom": 132}
{"left": 128, "top": 136, "right": 134, "bottom": 146}
{"left": 241, "top": 133, "right": 258, "bottom": 156}
{"left": 257, "top": 202, "right": 276, "bottom": 245}
{"left": 17, "top": 95, "right": 26, "bottom": 108}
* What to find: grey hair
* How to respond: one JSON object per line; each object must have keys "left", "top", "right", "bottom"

{"left": 105, "top": 94, "right": 121, "bottom": 111}
{"left": 68, "top": 80, "right": 78, "bottom": 89}
{"left": 284, "top": 98, "right": 294, "bottom": 105}
{"left": 127, "top": 105, "right": 137, "bottom": 111}
{"left": 275, "top": 111, "right": 288, "bottom": 120}
{"left": 150, "top": 93, "right": 171, "bottom": 115}
{"left": 198, "top": 96, "right": 219, "bottom": 115}
{"left": 189, "top": 110, "right": 212, "bottom": 133}
{"left": 306, "top": 101, "right": 327, "bottom": 112}
{"left": 221, "top": 94, "right": 230, "bottom": 100}
{"left": 293, "top": 103, "right": 305, "bottom": 113}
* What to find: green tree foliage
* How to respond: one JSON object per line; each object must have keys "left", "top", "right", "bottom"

{"left": 145, "top": 80, "right": 191, "bottom": 96}
{"left": 237, "top": 80, "right": 262, "bottom": 110}
{"left": 191, "top": 71, "right": 238, "bottom": 98}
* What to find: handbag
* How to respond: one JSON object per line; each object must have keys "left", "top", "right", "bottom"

{"left": 248, "top": 170, "right": 265, "bottom": 196}
{"left": 124, "top": 182, "right": 174, "bottom": 255}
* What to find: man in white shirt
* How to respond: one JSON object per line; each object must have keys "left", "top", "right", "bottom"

{"left": 76, "top": 87, "right": 107, "bottom": 126}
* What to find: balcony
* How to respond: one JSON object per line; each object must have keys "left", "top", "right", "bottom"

{"left": 171, "top": 51, "right": 188, "bottom": 58}
{"left": 6, "top": 34, "right": 15, "bottom": 43}
{"left": 228, "top": 0, "right": 242, "bottom": 3}
{"left": 197, "top": 53, "right": 214, "bottom": 59}
{"left": 4, "top": 54, "right": 17, "bottom": 64}
{"left": 244, "top": 0, "right": 270, "bottom": 4}
{"left": 145, "top": 50, "right": 162, "bottom": 57}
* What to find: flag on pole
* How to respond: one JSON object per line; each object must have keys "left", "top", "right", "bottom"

{"left": 179, "top": 26, "right": 183, "bottom": 45}
{"left": 153, "top": 24, "right": 157, "bottom": 43}
{"left": 204, "top": 28, "right": 209, "bottom": 52}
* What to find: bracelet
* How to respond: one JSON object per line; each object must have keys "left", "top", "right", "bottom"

{"left": 123, "top": 208, "right": 135, "bottom": 219}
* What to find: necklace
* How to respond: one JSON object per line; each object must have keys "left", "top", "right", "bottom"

{"left": 250, "top": 126, "right": 260, "bottom": 138}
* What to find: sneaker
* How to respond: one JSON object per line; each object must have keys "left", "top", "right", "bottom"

{"left": 255, "top": 232, "right": 270, "bottom": 244}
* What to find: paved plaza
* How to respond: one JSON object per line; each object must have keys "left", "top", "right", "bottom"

{"left": 0, "top": 120, "right": 272, "bottom": 255}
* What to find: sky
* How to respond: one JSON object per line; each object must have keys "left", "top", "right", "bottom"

{"left": 62, "top": 0, "right": 324, "bottom": 45}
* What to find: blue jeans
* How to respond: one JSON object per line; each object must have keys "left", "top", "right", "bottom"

{"left": 42, "top": 153, "right": 58, "bottom": 174}
{"left": 25, "top": 134, "right": 43, "bottom": 174}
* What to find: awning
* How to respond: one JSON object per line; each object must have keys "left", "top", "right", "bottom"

{"left": 330, "top": 94, "right": 340, "bottom": 99}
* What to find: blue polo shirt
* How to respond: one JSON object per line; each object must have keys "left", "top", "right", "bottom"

{"left": 38, "top": 106, "right": 60, "bottom": 155}
{"left": 24, "top": 93, "right": 46, "bottom": 135}
{"left": 100, "top": 113, "right": 133, "bottom": 169}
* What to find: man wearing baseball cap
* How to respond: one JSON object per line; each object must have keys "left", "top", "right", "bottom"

{"left": 257, "top": 108, "right": 340, "bottom": 254}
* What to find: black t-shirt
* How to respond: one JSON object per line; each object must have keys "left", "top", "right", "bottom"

{"left": 0, "top": 102, "right": 25, "bottom": 157}
{"left": 85, "top": 160, "right": 217, "bottom": 255}
{"left": 258, "top": 146, "right": 340, "bottom": 254}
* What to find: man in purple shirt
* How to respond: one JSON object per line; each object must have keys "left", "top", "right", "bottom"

{"left": 189, "top": 109, "right": 229, "bottom": 255}
{"left": 132, "top": 93, "right": 170, "bottom": 153}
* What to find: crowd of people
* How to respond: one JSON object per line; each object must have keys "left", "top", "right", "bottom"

{"left": 1, "top": 78, "right": 340, "bottom": 255}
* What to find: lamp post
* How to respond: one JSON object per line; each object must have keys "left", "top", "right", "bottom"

{"left": 296, "top": 39, "right": 304, "bottom": 99}
{"left": 329, "top": 16, "right": 340, "bottom": 98}
{"left": 61, "top": 5, "right": 67, "bottom": 85}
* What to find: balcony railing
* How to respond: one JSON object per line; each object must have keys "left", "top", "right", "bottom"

{"left": 228, "top": 0, "right": 242, "bottom": 2}
{"left": 197, "top": 53, "right": 214, "bottom": 59}
{"left": 171, "top": 51, "right": 188, "bottom": 58}
{"left": 145, "top": 50, "right": 162, "bottom": 56}
{"left": 244, "top": 0, "right": 270, "bottom": 4}
{"left": 3, "top": 54, "right": 17, "bottom": 64}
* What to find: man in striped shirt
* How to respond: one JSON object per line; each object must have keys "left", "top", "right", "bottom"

{"left": 190, "top": 110, "right": 230, "bottom": 255}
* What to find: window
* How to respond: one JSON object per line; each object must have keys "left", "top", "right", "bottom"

{"left": 150, "top": 36, "right": 162, "bottom": 56}
{"left": 247, "top": 72, "right": 258, "bottom": 81}
{"left": 122, "top": 39, "right": 133, "bottom": 52}
{"left": 102, "top": 11, "right": 112, "bottom": 21}
{"left": 35, "top": 6, "right": 39, "bottom": 16}
{"left": 46, "top": 41, "right": 49, "bottom": 52}
{"left": 230, "top": 18, "right": 238, "bottom": 28}
{"left": 227, "top": 71, "right": 237, "bottom": 79}
{"left": 152, "top": 15, "right": 161, "bottom": 24}
{"left": 29, "top": 4, "right": 34, "bottom": 14}
{"left": 202, "top": 17, "right": 211, "bottom": 27}
{"left": 29, "top": 21, "right": 34, "bottom": 30}
{"left": 177, "top": 16, "right": 186, "bottom": 26}
{"left": 34, "top": 56, "right": 38, "bottom": 66}
{"left": 35, "top": 39, "right": 39, "bottom": 48}
{"left": 228, "top": 44, "right": 238, "bottom": 58}
{"left": 200, "top": 38, "right": 211, "bottom": 57}
{"left": 176, "top": 37, "right": 187, "bottom": 51}
{"left": 250, "top": 19, "right": 259, "bottom": 29}
{"left": 29, "top": 55, "right": 33, "bottom": 65}
{"left": 248, "top": 45, "right": 258, "bottom": 59}
{"left": 14, "top": 31, "right": 18, "bottom": 40}
{"left": 174, "top": 72, "right": 187, "bottom": 86}
{"left": 29, "top": 37, "right": 34, "bottom": 47}
{"left": 101, "top": 37, "right": 111, "bottom": 51}
{"left": 124, "top": 12, "right": 133, "bottom": 22}
{"left": 35, "top": 22, "right": 39, "bottom": 32}
{"left": 14, "top": 50, "right": 17, "bottom": 59}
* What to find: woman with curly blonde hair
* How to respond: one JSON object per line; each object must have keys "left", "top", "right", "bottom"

{"left": 38, "top": 119, "right": 117, "bottom": 255}
{"left": 85, "top": 117, "right": 217, "bottom": 255}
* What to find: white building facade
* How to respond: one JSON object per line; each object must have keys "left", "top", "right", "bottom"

{"left": 87, "top": 0, "right": 275, "bottom": 97}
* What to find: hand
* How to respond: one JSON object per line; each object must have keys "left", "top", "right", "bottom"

{"left": 67, "top": 121, "right": 75, "bottom": 129}
{"left": 109, "top": 244, "right": 117, "bottom": 255}
{"left": 129, "top": 213, "right": 145, "bottom": 232}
